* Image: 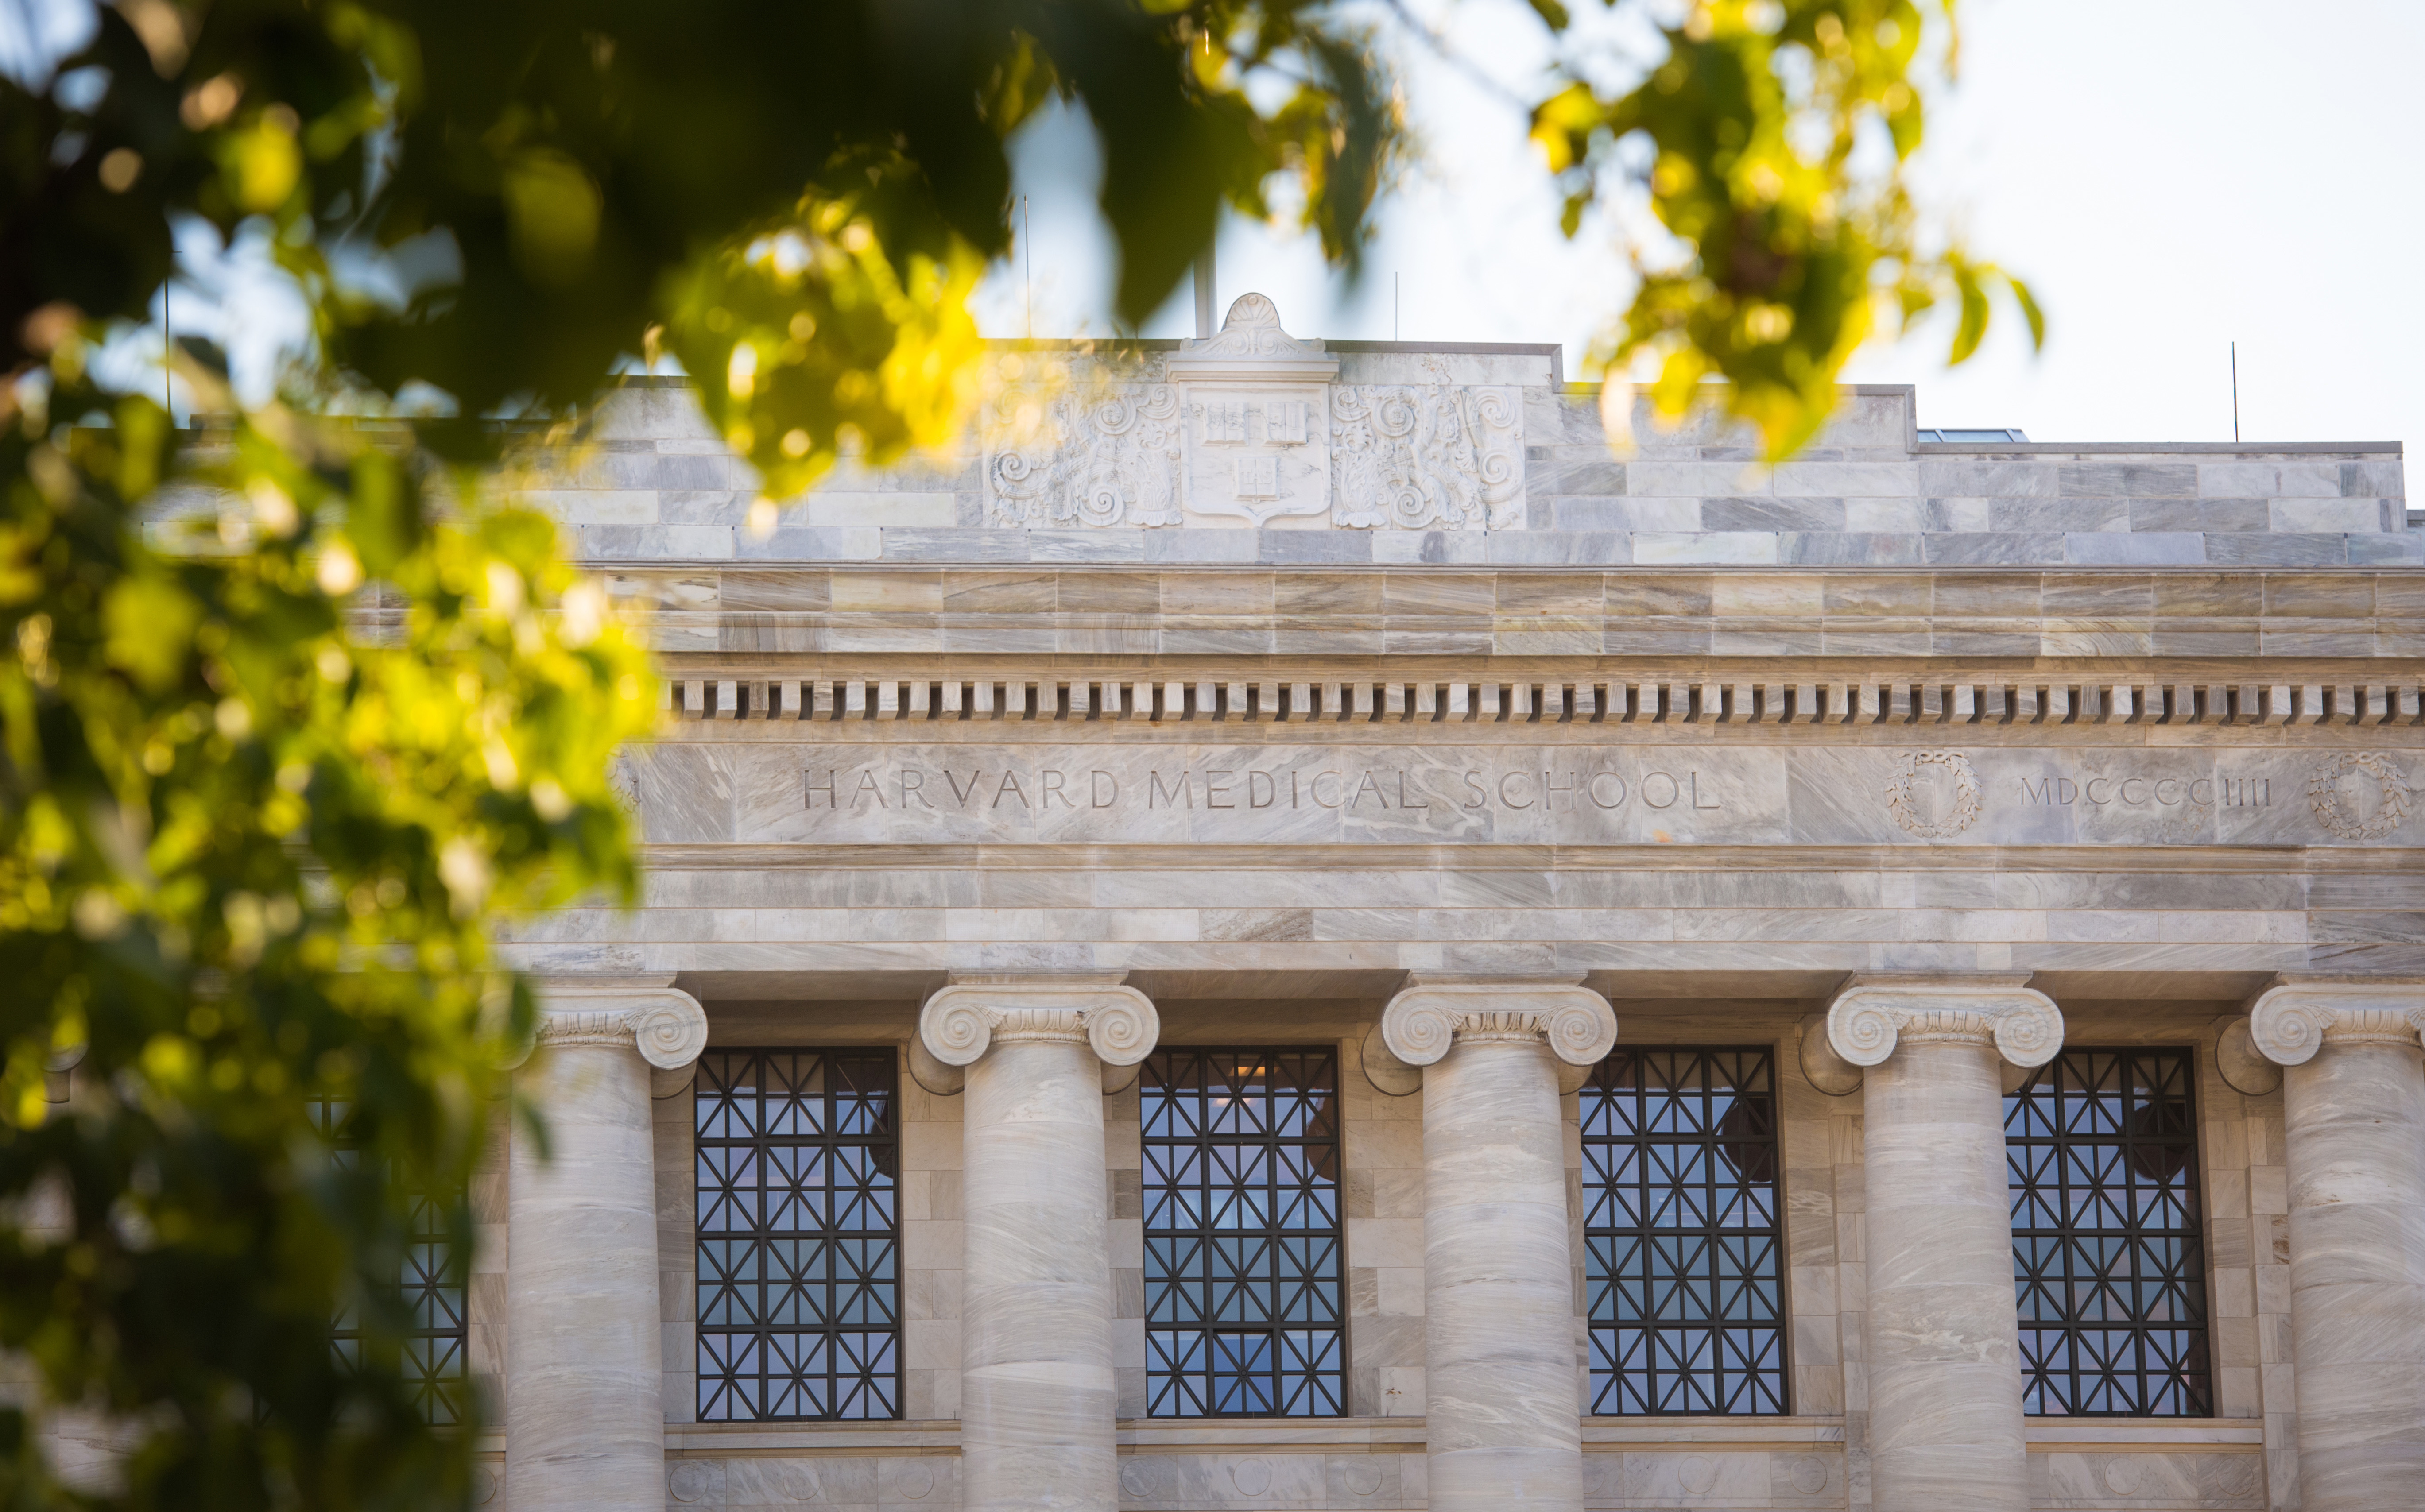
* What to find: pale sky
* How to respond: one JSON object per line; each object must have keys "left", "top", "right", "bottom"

{"left": 15, "top": 0, "right": 2421, "bottom": 452}
{"left": 973, "top": 0, "right": 2425, "bottom": 452}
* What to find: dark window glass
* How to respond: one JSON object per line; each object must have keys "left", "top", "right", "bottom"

{"left": 694, "top": 1049, "right": 900, "bottom": 1421}
{"left": 311, "top": 1097, "right": 469, "bottom": 1427}
{"left": 2007, "top": 1048, "right": 2210, "bottom": 1416}
{"left": 1580, "top": 1047, "right": 1787, "bottom": 1415}
{"left": 1140, "top": 1048, "right": 1345, "bottom": 1417}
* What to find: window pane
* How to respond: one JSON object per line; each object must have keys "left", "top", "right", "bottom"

{"left": 1142, "top": 1048, "right": 1345, "bottom": 1418}
{"left": 312, "top": 1095, "right": 469, "bottom": 1427}
{"left": 695, "top": 1050, "right": 901, "bottom": 1421}
{"left": 1581, "top": 1047, "right": 1787, "bottom": 1415}
{"left": 2007, "top": 1048, "right": 2210, "bottom": 1417}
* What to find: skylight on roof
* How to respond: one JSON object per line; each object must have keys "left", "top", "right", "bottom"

{"left": 1917, "top": 427, "right": 2030, "bottom": 443}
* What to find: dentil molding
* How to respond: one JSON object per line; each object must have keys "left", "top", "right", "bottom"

{"left": 1823, "top": 973, "right": 2064, "bottom": 1071}
{"left": 2246, "top": 978, "right": 2425, "bottom": 1066}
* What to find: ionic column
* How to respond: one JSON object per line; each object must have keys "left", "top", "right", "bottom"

{"left": 1824, "top": 974, "right": 2063, "bottom": 1512}
{"left": 1376, "top": 977, "right": 1618, "bottom": 1512}
{"left": 505, "top": 978, "right": 708, "bottom": 1512}
{"left": 2247, "top": 978, "right": 2425, "bottom": 1512}
{"left": 918, "top": 973, "right": 1158, "bottom": 1512}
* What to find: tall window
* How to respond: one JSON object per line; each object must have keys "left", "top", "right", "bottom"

{"left": 2007, "top": 1048, "right": 2210, "bottom": 1416}
{"left": 1140, "top": 1047, "right": 1346, "bottom": 1417}
{"left": 694, "top": 1049, "right": 900, "bottom": 1420}
{"left": 310, "top": 1097, "right": 469, "bottom": 1426}
{"left": 1580, "top": 1047, "right": 1787, "bottom": 1415}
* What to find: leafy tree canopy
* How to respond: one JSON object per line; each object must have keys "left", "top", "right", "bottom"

{"left": 0, "top": 0, "right": 2030, "bottom": 1505}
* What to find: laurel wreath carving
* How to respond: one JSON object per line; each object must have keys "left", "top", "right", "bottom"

{"left": 2307, "top": 751, "right": 2414, "bottom": 841}
{"left": 1885, "top": 750, "right": 1983, "bottom": 839}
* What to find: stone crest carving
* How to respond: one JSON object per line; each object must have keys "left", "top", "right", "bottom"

{"left": 1824, "top": 974, "right": 2064, "bottom": 1069}
{"left": 918, "top": 977, "right": 1159, "bottom": 1068}
{"left": 1377, "top": 979, "right": 1618, "bottom": 1071}
{"left": 1166, "top": 294, "right": 1338, "bottom": 526}
{"left": 977, "top": 293, "right": 1525, "bottom": 530}
{"left": 2306, "top": 751, "right": 2413, "bottom": 840}
{"left": 1884, "top": 750, "right": 1982, "bottom": 839}
{"left": 2246, "top": 978, "right": 2425, "bottom": 1066}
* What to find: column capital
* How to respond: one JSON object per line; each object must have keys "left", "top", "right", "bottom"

{"left": 513, "top": 976, "right": 709, "bottom": 1071}
{"left": 918, "top": 972, "right": 1160, "bottom": 1069}
{"left": 1378, "top": 976, "right": 1618, "bottom": 1068}
{"left": 2247, "top": 976, "right": 2425, "bottom": 1066}
{"left": 1824, "top": 973, "right": 2062, "bottom": 1071}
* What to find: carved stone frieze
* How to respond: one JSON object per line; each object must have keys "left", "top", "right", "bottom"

{"left": 1824, "top": 974, "right": 2064, "bottom": 1070}
{"left": 984, "top": 376, "right": 1184, "bottom": 528}
{"left": 1332, "top": 383, "right": 1523, "bottom": 530}
{"left": 978, "top": 294, "right": 1526, "bottom": 529}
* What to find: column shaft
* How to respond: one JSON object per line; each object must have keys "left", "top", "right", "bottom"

{"left": 961, "top": 1036, "right": 1116, "bottom": 1512}
{"left": 1421, "top": 1036, "right": 1582, "bottom": 1512}
{"left": 506, "top": 1042, "right": 665, "bottom": 1512}
{"left": 1862, "top": 1036, "right": 2030, "bottom": 1512}
{"left": 2282, "top": 1039, "right": 2425, "bottom": 1512}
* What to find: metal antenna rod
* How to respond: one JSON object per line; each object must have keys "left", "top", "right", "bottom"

{"left": 1395, "top": 272, "right": 1400, "bottom": 341}
{"left": 2231, "top": 342, "right": 2240, "bottom": 443}
{"left": 1021, "top": 196, "right": 1032, "bottom": 340}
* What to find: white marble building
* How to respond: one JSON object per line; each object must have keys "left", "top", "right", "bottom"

{"left": 479, "top": 299, "right": 2424, "bottom": 1512}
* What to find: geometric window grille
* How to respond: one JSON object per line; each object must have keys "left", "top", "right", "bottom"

{"left": 310, "top": 1096, "right": 469, "bottom": 1427}
{"left": 694, "top": 1050, "right": 901, "bottom": 1421}
{"left": 2007, "top": 1048, "right": 2211, "bottom": 1416}
{"left": 1579, "top": 1047, "right": 1788, "bottom": 1415}
{"left": 1140, "top": 1048, "right": 1346, "bottom": 1417}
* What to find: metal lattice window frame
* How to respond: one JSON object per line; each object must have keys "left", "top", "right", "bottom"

{"left": 1140, "top": 1047, "right": 1347, "bottom": 1418}
{"left": 1580, "top": 1046, "right": 1789, "bottom": 1416}
{"left": 693, "top": 1049, "right": 902, "bottom": 1421}
{"left": 310, "top": 1097, "right": 469, "bottom": 1427}
{"left": 2007, "top": 1047, "right": 2212, "bottom": 1417}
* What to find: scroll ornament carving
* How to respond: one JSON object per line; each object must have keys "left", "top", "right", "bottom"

{"left": 2247, "top": 980, "right": 2425, "bottom": 1066}
{"left": 984, "top": 379, "right": 1184, "bottom": 527}
{"left": 1824, "top": 979, "right": 2063, "bottom": 1069}
{"left": 1885, "top": 750, "right": 1983, "bottom": 839}
{"left": 918, "top": 983, "right": 1160, "bottom": 1068}
{"left": 1331, "top": 384, "right": 1523, "bottom": 530}
{"left": 517, "top": 987, "right": 709, "bottom": 1070}
{"left": 1379, "top": 982, "right": 1617, "bottom": 1067}
{"left": 2307, "top": 751, "right": 2413, "bottom": 840}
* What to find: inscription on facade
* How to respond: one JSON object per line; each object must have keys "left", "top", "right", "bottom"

{"left": 620, "top": 744, "right": 2421, "bottom": 847}
{"left": 803, "top": 763, "right": 1730, "bottom": 815}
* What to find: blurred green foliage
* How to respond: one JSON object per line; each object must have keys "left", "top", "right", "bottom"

{"left": 0, "top": 0, "right": 2022, "bottom": 1504}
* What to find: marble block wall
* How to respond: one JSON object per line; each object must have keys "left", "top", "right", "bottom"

{"left": 517, "top": 373, "right": 2411, "bottom": 568}
{"left": 899, "top": 1064, "right": 966, "bottom": 1424}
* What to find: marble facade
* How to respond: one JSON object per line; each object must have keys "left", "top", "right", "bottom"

{"left": 472, "top": 302, "right": 2421, "bottom": 1511}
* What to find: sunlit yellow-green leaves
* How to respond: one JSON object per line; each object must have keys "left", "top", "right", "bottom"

{"left": 662, "top": 197, "right": 987, "bottom": 502}
{"left": 0, "top": 348, "right": 652, "bottom": 1504}
{"left": 1532, "top": 0, "right": 2041, "bottom": 456}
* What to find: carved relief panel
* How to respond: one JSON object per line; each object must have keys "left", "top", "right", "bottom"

{"left": 978, "top": 294, "right": 1527, "bottom": 530}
